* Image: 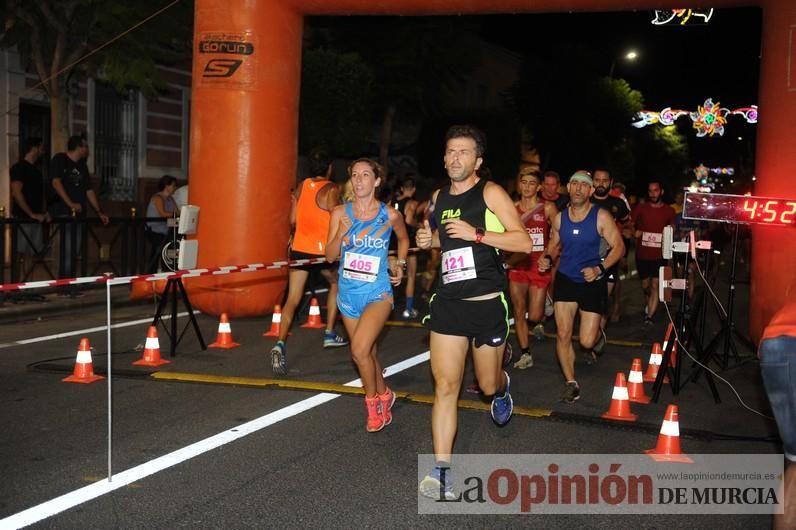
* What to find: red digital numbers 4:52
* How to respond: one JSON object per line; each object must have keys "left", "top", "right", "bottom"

{"left": 684, "top": 192, "right": 796, "bottom": 226}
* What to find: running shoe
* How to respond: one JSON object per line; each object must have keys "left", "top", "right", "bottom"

{"left": 365, "top": 396, "right": 385, "bottom": 433}
{"left": 532, "top": 322, "right": 546, "bottom": 341}
{"left": 402, "top": 308, "right": 419, "bottom": 319}
{"left": 502, "top": 343, "right": 513, "bottom": 367}
{"left": 270, "top": 341, "right": 286, "bottom": 375}
{"left": 593, "top": 328, "right": 607, "bottom": 354}
{"left": 583, "top": 350, "right": 597, "bottom": 366}
{"left": 419, "top": 465, "right": 457, "bottom": 501}
{"left": 513, "top": 352, "right": 534, "bottom": 370}
{"left": 490, "top": 371, "right": 513, "bottom": 426}
{"left": 323, "top": 330, "right": 349, "bottom": 349}
{"left": 643, "top": 316, "right": 654, "bottom": 327}
{"left": 379, "top": 387, "right": 396, "bottom": 426}
{"left": 561, "top": 381, "right": 581, "bottom": 403}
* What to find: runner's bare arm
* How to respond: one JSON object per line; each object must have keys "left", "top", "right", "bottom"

{"left": 444, "top": 181, "right": 531, "bottom": 253}
{"left": 325, "top": 205, "right": 350, "bottom": 263}
{"left": 538, "top": 212, "right": 561, "bottom": 272}
{"left": 416, "top": 189, "right": 440, "bottom": 249}
{"left": 597, "top": 208, "right": 625, "bottom": 270}
{"left": 388, "top": 206, "right": 409, "bottom": 284}
{"left": 544, "top": 200, "right": 558, "bottom": 222}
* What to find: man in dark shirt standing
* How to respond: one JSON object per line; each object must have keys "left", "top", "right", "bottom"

{"left": 590, "top": 169, "right": 633, "bottom": 350}
{"left": 49, "top": 135, "right": 108, "bottom": 278}
{"left": 10, "top": 137, "right": 49, "bottom": 259}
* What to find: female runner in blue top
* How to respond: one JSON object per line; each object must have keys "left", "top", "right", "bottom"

{"left": 326, "top": 159, "right": 409, "bottom": 432}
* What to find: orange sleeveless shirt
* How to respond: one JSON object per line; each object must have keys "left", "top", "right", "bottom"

{"left": 760, "top": 302, "right": 796, "bottom": 343}
{"left": 291, "top": 178, "right": 332, "bottom": 255}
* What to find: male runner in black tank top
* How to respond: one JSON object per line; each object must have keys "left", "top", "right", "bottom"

{"left": 416, "top": 125, "right": 532, "bottom": 500}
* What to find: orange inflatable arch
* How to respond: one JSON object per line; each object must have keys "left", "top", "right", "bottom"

{"left": 187, "top": 0, "right": 796, "bottom": 341}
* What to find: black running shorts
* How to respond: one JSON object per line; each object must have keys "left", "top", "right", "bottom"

{"left": 423, "top": 293, "right": 509, "bottom": 348}
{"left": 288, "top": 250, "right": 334, "bottom": 272}
{"left": 553, "top": 271, "right": 607, "bottom": 315}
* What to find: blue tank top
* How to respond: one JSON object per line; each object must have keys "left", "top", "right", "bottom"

{"left": 338, "top": 202, "right": 393, "bottom": 295}
{"left": 559, "top": 205, "right": 601, "bottom": 283}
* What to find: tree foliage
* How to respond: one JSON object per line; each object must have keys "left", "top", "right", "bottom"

{"left": 299, "top": 48, "right": 373, "bottom": 158}
{"left": 309, "top": 17, "right": 483, "bottom": 165}
{"left": 2, "top": 0, "right": 193, "bottom": 149}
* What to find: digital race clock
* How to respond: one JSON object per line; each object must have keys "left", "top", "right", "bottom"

{"left": 683, "top": 192, "right": 796, "bottom": 226}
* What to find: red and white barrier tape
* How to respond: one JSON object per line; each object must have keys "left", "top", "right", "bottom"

{"left": 0, "top": 257, "right": 328, "bottom": 292}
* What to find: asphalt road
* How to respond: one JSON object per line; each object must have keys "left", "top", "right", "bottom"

{"left": 0, "top": 275, "right": 782, "bottom": 529}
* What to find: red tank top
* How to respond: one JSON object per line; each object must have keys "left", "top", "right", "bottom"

{"left": 515, "top": 201, "right": 548, "bottom": 269}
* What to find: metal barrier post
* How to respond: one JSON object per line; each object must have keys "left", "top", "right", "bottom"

{"left": 80, "top": 214, "right": 88, "bottom": 277}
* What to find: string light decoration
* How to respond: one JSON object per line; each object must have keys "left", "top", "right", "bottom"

{"left": 631, "top": 98, "right": 758, "bottom": 137}
{"left": 651, "top": 9, "right": 714, "bottom": 25}
{"left": 691, "top": 98, "right": 727, "bottom": 137}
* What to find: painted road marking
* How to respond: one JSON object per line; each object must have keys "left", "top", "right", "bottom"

{"left": 0, "top": 351, "right": 429, "bottom": 529}
{"left": 0, "top": 312, "right": 196, "bottom": 350}
{"left": 149, "top": 371, "right": 553, "bottom": 419}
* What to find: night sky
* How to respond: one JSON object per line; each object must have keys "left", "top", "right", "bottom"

{"left": 480, "top": 7, "right": 762, "bottom": 170}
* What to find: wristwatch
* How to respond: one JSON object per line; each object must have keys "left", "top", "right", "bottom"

{"left": 396, "top": 258, "right": 407, "bottom": 270}
{"left": 597, "top": 263, "right": 606, "bottom": 276}
{"left": 474, "top": 227, "right": 486, "bottom": 244}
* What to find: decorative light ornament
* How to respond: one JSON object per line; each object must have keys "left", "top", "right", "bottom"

{"left": 631, "top": 99, "right": 758, "bottom": 137}
{"left": 651, "top": 9, "right": 714, "bottom": 26}
{"left": 690, "top": 98, "right": 728, "bottom": 137}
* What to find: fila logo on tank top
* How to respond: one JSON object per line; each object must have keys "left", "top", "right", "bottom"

{"left": 434, "top": 179, "right": 507, "bottom": 299}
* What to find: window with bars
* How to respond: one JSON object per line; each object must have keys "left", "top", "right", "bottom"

{"left": 94, "top": 82, "right": 139, "bottom": 201}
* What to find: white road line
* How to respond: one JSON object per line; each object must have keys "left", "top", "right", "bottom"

{"left": 0, "top": 312, "right": 195, "bottom": 349}
{"left": 0, "top": 350, "right": 430, "bottom": 529}
{"left": 0, "top": 287, "right": 329, "bottom": 350}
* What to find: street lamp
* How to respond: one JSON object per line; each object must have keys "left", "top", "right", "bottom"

{"left": 609, "top": 49, "right": 639, "bottom": 78}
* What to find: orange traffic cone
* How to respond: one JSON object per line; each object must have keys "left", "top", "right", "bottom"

{"left": 627, "top": 358, "right": 651, "bottom": 404}
{"left": 662, "top": 322, "right": 673, "bottom": 351}
{"left": 669, "top": 342, "right": 678, "bottom": 368}
{"left": 601, "top": 372, "right": 637, "bottom": 422}
{"left": 63, "top": 338, "right": 105, "bottom": 384}
{"left": 133, "top": 326, "right": 171, "bottom": 367}
{"left": 643, "top": 342, "right": 669, "bottom": 384}
{"left": 300, "top": 297, "right": 325, "bottom": 329}
{"left": 263, "top": 305, "right": 284, "bottom": 337}
{"left": 645, "top": 404, "right": 693, "bottom": 463}
{"left": 209, "top": 313, "right": 240, "bottom": 349}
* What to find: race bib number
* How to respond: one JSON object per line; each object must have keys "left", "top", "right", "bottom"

{"left": 530, "top": 232, "right": 545, "bottom": 252}
{"left": 441, "top": 247, "right": 477, "bottom": 284}
{"left": 343, "top": 252, "right": 380, "bottom": 283}
{"left": 641, "top": 231, "right": 663, "bottom": 248}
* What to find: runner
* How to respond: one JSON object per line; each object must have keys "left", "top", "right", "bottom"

{"left": 506, "top": 169, "right": 557, "bottom": 369}
{"left": 326, "top": 158, "right": 409, "bottom": 433}
{"left": 417, "top": 125, "right": 532, "bottom": 499}
{"left": 390, "top": 176, "right": 420, "bottom": 318}
{"left": 269, "top": 151, "right": 348, "bottom": 375}
{"left": 632, "top": 179, "right": 676, "bottom": 324}
{"left": 539, "top": 170, "right": 624, "bottom": 403}
{"left": 589, "top": 168, "right": 633, "bottom": 357}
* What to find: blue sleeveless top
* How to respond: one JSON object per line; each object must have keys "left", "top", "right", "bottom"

{"left": 559, "top": 205, "right": 601, "bottom": 283}
{"left": 338, "top": 202, "right": 393, "bottom": 295}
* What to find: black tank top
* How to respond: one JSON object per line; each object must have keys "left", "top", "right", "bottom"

{"left": 434, "top": 179, "right": 506, "bottom": 299}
